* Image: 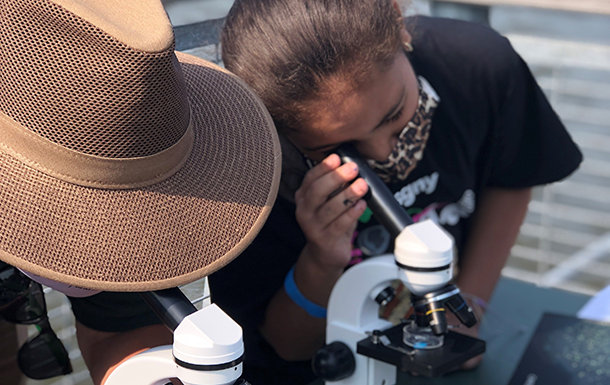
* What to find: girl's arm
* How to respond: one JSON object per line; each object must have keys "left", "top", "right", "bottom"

{"left": 260, "top": 245, "right": 343, "bottom": 360}
{"left": 457, "top": 187, "right": 532, "bottom": 304}
{"left": 260, "top": 154, "right": 368, "bottom": 361}
{"left": 448, "top": 187, "right": 531, "bottom": 370}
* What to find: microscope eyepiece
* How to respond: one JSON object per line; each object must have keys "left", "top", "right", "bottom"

{"left": 336, "top": 144, "right": 413, "bottom": 238}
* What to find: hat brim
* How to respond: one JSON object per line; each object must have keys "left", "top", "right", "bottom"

{"left": 0, "top": 52, "right": 281, "bottom": 291}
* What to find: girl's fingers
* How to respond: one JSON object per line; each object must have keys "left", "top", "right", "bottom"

{"left": 317, "top": 178, "right": 369, "bottom": 225}
{"left": 324, "top": 199, "right": 367, "bottom": 236}
{"left": 299, "top": 154, "right": 341, "bottom": 193}
{"left": 300, "top": 161, "right": 360, "bottom": 210}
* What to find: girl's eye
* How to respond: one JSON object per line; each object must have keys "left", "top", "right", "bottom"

{"left": 384, "top": 107, "right": 404, "bottom": 125}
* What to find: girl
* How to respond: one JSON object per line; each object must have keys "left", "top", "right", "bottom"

{"left": 209, "top": 0, "right": 582, "bottom": 384}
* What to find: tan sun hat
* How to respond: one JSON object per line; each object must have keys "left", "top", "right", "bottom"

{"left": 0, "top": 0, "right": 281, "bottom": 291}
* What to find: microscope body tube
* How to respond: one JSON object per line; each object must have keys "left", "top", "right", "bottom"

{"left": 141, "top": 288, "right": 197, "bottom": 331}
{"left": 336, "top": 144, "right": 413, "bottom": 238}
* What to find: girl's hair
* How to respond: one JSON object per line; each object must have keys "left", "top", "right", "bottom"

{"left": 221, "top": 0, "right": 404, "bottom": 133}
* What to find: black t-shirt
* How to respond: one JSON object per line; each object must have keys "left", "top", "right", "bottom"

{"left": 212, "top": 16, "right": 583, "bottom": 385}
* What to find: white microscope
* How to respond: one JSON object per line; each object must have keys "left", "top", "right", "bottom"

{"left": 105, "top": 288, "right": 249, "bottom": 385}
{"left": 311, "top": 144, "right": 485, "bottom": 385}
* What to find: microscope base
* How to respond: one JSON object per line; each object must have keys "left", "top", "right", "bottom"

{"left": 356, "top": 323, "right": 485, "bottom": 378}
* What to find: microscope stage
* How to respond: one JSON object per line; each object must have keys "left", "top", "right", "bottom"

{"left": 357, "top": 323, "right": 486, "bottom": 377}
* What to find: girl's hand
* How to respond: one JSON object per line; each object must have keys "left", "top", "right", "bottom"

{"left": 294, "top": 154, "right": 369, "bottom": 270}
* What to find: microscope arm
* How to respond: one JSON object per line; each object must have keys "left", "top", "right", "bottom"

{"left": 105, "top": 346, "right": 178, "bottom": 385}
{"left": 327, "top": 254, "right": 398, "bottom": 340}
{"left": 323, "top": 255, "right": 398, "bottom": 385}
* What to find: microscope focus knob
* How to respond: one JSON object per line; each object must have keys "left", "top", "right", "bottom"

{"left": 312, "top": 341, "right": 356, "bottom": 381}
{"left": 374, "top": 286, "right": 396, "bottom": 307}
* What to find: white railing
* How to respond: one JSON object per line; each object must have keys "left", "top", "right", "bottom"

{"left": 503, "top": 33, "right": 610, "bottom": 296}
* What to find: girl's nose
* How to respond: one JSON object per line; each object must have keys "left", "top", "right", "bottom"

{"left": 390, "top": 135, "right": 399, "bottom": 151}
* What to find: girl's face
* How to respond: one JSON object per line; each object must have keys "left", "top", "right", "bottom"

{"left": 286, "top": 50, "right": 419, "bottom": 163}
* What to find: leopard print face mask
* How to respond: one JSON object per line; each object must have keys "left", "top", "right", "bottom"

{"left": 367, "top": 76, "right": 440, "bottom": 183}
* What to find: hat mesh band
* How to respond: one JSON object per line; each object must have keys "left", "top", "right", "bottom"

{"left": 0, "top": 0, "right": 190, "bottom": 159}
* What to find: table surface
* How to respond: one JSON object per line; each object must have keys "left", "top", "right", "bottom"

{"left": 397, "top": 277, "right": 591, "bottom": 385}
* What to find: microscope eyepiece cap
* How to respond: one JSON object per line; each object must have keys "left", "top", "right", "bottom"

{"left": 173, "top": 304, "right": 244, "bottom": 366}
{"left": 394, "top": 220, "right": 453, "bottom": 295}
{"left": 394, "top": 220, "right": 453, "bottom": 269}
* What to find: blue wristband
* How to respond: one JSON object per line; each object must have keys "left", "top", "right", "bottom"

{"left": 283, "top": 266, "right": 328, "bottom": 319}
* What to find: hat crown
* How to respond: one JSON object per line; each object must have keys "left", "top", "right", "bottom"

{"left": 0, "top": 0, "right": 190, "bottom": 159}
{"left": 0, "top": 0, "right": 282, "bottom": 291}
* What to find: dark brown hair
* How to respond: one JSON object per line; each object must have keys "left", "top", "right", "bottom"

{"left": 221, "top": 0, "right": 404, "bottom": 133}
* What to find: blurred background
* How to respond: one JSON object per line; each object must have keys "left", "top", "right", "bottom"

{"left": 16, "top": 1, "right": 610, "bottom": 384}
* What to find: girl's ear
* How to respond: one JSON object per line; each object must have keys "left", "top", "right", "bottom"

{"left": 391, "top": 0, "right": 402, "bottom": 16}
{"left": 392, "top": 0, "right": 412, "bottom": 44}
{"left": 400, "top": 26, "right": 412, "bottom": 45}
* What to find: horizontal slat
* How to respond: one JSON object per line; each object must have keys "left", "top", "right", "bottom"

{"left": 173, "top": 18, "right": 224, "bottom": 51}
{"left": 502, "top": 266, "right": 599, "bottom": 296}
{"left": 571, "top": 132, "right": 610, "bottom": 153}
{"left": 577, "top": 158, "right": 610, "bottom": 179}
{"left": 546, "top": 179, "right": 610, "bottom": 205}
{"left": 56, "top": 325, "right": 77, "bottom": 340}
{"left": 557, "top": 105, "right": 610, "bottom": 129}
{"left": 510, "top": 245, "right": 610, "bottom": 278}
{"left": 506, "top": 34, "right": 610, "bottom": 71}
{"left": 432, "top": 0, "right": 610, "bottom": 15}
{"left": 47, "top": 304, "right": 72, "bottom": 319}
{"left": 528, "top": 201, "right": 610, "bottom": 229}
{"left": 519, "top": 223, "right": 599, "bottom": 248}
{"left": 537, "top": 77, "right": 610, "bottom": 101}
{"left": 540, "top": 233, "right": 610, "bottom": 286}
{"left": 511, "top": 244, "right": 567, "bottom": 264}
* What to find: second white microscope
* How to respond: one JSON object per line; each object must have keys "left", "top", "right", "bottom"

{"left": 312, "top": 144, "right": 485, "bottom": 385}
